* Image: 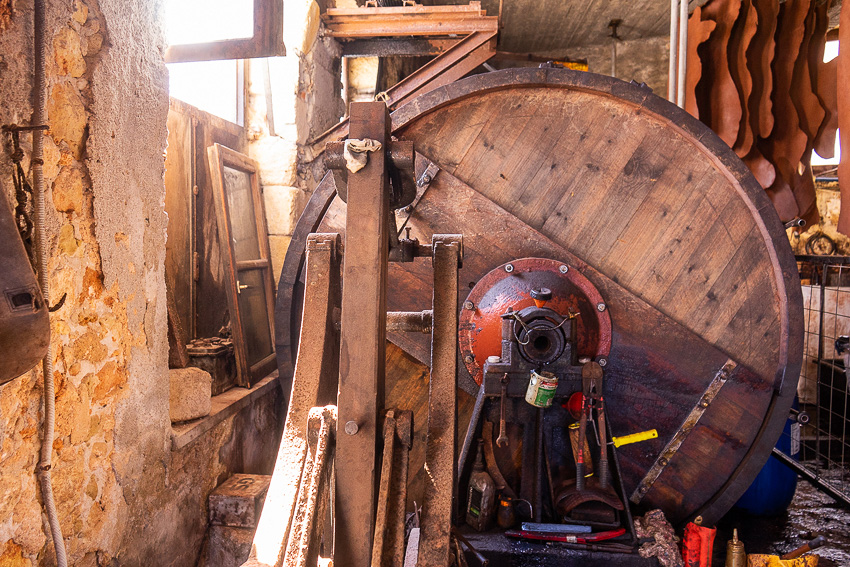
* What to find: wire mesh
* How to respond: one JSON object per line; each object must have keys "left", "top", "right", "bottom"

{"left": 777, "top": 256, "right": 850, "bottom": 506}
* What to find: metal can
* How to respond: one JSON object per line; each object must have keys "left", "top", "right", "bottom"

{"left": 525, "top": 369, "right": 558, "bottom": 408}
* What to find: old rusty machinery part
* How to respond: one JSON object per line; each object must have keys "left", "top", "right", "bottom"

{"left": 459, "top": 257, "right": 612, "bottom": 385}
{"left": 276, "top": 68, "right": 803, "bottom": 528}
{"left": 0, "top": 189, "right": 49, "bottom": 385}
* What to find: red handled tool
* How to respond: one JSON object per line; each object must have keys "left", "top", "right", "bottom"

{"left": 505, "top": 527, "right": 626, "bottom": 544}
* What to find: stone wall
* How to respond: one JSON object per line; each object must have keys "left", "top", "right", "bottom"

{"left": 0, "top": 2, "right": 280, "bottom": 565}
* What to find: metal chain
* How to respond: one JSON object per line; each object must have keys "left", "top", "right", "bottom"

{"left": 6, "top": 129, "right": 35, "bottom": 266}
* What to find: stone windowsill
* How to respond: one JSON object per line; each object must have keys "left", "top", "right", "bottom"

{"left": 171, "top": 371, "right": 280, "bottom": 450}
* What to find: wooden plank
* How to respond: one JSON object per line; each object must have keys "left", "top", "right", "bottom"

{"left": 334, "top": 102, "right": 391, "bottom": 567}
{"left": 567, "top": 129, "right": 685, "bottom": 262}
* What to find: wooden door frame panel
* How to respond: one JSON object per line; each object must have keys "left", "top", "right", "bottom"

{"left": 208, "top": 143, "right": 277, "bottom": 387}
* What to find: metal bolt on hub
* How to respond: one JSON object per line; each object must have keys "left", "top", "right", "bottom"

{"left": 463, "top": 300, "right": 475, "bottom": 310}
{"left": 505, "top": 264, "right": 514, "bottom": 273}
{"left": 464, "top": 354, "right": 475, "bottom": 364}
{"left": 597, "top": 303, "right": 606, "bottom": 312}
{"left": 559, "top": 264, "right": 569, "bottom": 273}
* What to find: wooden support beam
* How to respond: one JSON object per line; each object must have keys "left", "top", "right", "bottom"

{"left": 334, "top": 102, "right": 391, "bottom": 567}
{"left": 308, "top": 31, "right": 496, "bottom": 159}
{"left": 323, "top": 2, "right": 496, "bottom": 38}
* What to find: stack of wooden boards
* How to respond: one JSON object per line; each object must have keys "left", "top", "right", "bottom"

{"left": 685, "top": 0, "right": 840, "bottom": 228}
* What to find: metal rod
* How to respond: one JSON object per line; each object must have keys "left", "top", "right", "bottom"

{"left": 611, "top": 38, "right": 617, "bottom": 78}
{"left": 668, "top": 0, "right": 679, "bottom": 102}
{"left": 817, "top": 266, "right": 826, "bottom": 459}
{"left": 458, "top": 383, "right": 486, "bottom": 479}
{"left": 386, "top": 310, "right": 433, "bottom": 333}
{"left": 676, "top": 0, "right": 688, "bottom": 109}
{"left": 341, "top": 56, "right": 350, "bottom": 117}
{"left": 772, "top": 448, "right": 850, "bottom": 508}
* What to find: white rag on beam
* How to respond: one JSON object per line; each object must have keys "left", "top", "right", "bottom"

{"left": 343, "top": 138, "right": 382, "bottom": 173}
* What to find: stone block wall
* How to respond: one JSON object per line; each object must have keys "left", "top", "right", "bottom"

{"left": 0, "top": 2, "right": 281, "bottom": 565}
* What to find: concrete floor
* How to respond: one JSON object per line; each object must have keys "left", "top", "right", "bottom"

{"left": 715, "top": 479, "right": 850, "bottom": 566}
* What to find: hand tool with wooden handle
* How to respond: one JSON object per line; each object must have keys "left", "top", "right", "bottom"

{"left": 781, "top": 535, "right": 826, "bottom": 560}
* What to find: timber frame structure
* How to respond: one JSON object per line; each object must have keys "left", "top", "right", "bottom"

{"left": 308, "top": 2, "right": 499, "bottom": 158}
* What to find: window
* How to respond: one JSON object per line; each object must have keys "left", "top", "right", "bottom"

{"left": 167, "top": 59, "right": 244, "bottom": 125}
{"left": 164, "top": 0, "right": 285, "bottom": 63}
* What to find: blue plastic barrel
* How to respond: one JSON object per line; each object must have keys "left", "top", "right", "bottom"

{"left": 733, "top": 400, "right": 799, "bottom": 516}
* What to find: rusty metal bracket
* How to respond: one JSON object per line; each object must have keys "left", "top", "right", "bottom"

{"left": 630, "top": 359, "right": 737, "bottom": 504}
{"left": 418, "top": 234, "right": 462, "bottom": 567}
{"left": 396, "top": 159, "right": 440, "bottom": 235}
{"left": 283, "top": 405, "right": 337, "bottom": 567}
{"left": 386, "top": 310, "right": 432, "bottom": 334}
{"left": 371, "top": 409, "right": 413, "bottom": 567}
{"left": 245, "top": 233, "right": 340, "bottom": 567}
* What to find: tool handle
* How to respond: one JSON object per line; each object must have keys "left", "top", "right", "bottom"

{"left": 781, "top": 535, "right": 826, "bottom": 560}
{"left": 598, "top": 458, "right": 610, "bottom": 491}
{"left": 612, "top": 429, "right": 659, "bottom": 447}
{"left": 598, "top": 399, "right": 609, "bottom": 490}
{"left": 452, "top": 528, "right": 489, "bottom": 567}
{"left": 575, "top": 462, "right": 585, "bottom": 491}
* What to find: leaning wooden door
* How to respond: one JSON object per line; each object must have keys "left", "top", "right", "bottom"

{"left": 208, "top": 143, "right": 276, "bottom": 387}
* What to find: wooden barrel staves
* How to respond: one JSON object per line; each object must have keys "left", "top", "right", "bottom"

{"left": 276, "top": 68, "right": 803, "bottom": 526}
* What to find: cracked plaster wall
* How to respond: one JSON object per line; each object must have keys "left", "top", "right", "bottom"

{"left": 0, "top": 1, "right": 280, "bottom": 566}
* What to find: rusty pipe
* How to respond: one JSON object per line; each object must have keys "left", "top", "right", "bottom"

{"left": 386, "top": 310, "right": 432, "bottom": 333}
{"left": 676, "top": 0, "right": 688, "bottom": 109}
{"left": 668, "top": 0, "right": 679, "bottom": 102}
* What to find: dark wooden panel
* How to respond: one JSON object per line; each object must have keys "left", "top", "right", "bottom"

{"left": 164, "top": 103, "right": 194, "bottom": 341}
{"left": 163, "top": 98, "right": 246, "bottom": 343}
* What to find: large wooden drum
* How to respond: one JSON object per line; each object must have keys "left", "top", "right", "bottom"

{"left": 277, "top": 68, "right": 803, "bottom": 526}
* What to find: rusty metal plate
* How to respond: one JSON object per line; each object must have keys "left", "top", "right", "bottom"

{"left": 458, "top": 257, "right": 612, "bottom": 385}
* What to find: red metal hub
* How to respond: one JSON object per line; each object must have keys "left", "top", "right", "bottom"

{"left": 459, "top": 258, "right": 612, "bottom": 385}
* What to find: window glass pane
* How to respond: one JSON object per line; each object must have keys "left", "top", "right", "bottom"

{"left": 166, "top": 0, "right": 253, "bottom": 45}
{"left": 236, "top": 268, "right": 273, "bottom": 368}
{"left": 167, "top": 60, "right": 239, "bottom": 124}
{"left": 223, "top": 166, "right": 261, "bottom": 262}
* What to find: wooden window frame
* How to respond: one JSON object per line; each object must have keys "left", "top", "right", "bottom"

{"left": 207, "top": 143, "right": 277, "bottom": 387}
{"left": 165, "top": 0, "right": 285, "bottom": 63}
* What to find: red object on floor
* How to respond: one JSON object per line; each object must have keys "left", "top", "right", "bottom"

{"left": 682, "top": 522, "right": 716, "bottom": 567}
